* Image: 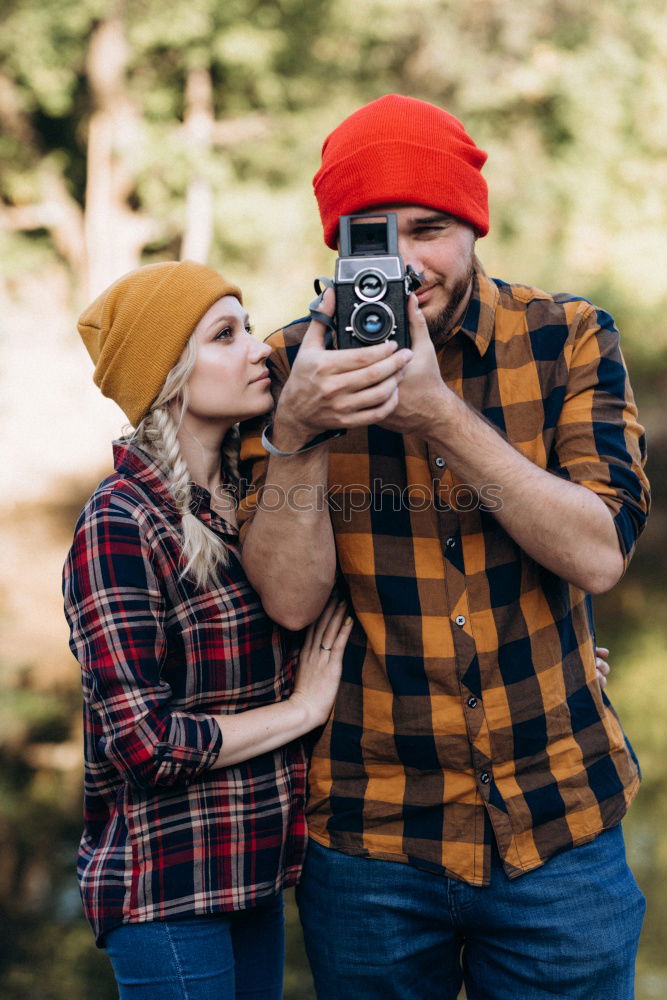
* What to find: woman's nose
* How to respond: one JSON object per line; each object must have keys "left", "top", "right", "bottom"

{"left": 249, "top": 337, "right": 272, "bottom": 363}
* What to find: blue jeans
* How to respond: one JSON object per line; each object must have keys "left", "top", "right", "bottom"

{"left": 104, "top": 894, "right": 284, "bottom": 999}
{"left": 296, "top": 827, "right": 645, "bottom": 1000}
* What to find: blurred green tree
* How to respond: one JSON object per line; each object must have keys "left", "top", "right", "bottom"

{"left": 1, "top": 2, "right": 666, "bottom": 996}
{"left": 0, "top": 0, "right": 337, "bottom": 297}
{"left": 1, "top": 0, "right": 666, "bottom": 343}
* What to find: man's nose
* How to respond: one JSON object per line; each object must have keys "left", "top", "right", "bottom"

{"left": 398, "top": 238, "right": 422, "bottom": 272}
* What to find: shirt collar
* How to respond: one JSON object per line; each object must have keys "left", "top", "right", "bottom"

{"left": 112, "top": 438, "right": 237, "bottom": 534}
{"left": 439, "top": 258, "right": 499, "bottom": 357}
{"left": 113, "top": 438, "right": 174, "bottom": 500}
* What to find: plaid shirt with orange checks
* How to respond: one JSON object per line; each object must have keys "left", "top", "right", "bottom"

{"left": 238, "top": 263, "right": 650, "bottom": 886}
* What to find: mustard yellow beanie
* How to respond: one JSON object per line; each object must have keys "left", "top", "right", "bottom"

{"left": 77, "top": 260, "right": 243, "bottom": 426}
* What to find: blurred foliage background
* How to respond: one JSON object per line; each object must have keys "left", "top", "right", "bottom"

{"left": 0, "top": 0, "right": 665, "bottom": 996}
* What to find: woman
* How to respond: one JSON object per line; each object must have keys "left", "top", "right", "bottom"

{"left": 63, "top": 260, "right": 353, "bottom": 999}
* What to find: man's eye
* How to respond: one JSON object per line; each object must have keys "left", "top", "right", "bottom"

{"left": 214, "top": 327, "right": 233, "bottom": 341}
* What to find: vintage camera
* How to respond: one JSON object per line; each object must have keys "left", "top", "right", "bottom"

{"left": 333, "top": 213, "right": 422, "bottom": 350}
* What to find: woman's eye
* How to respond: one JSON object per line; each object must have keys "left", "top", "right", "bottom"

{"left": 245, "top": 324, "right": 254, "bottom": 336}
{"left": 214, "top": 327, "right": 233, "bottom": 341}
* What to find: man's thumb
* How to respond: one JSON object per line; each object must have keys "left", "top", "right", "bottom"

{"left": 407, "top": 293, "right": 430, "bottom": 344}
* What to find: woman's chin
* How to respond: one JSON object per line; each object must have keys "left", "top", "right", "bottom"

{"left": 247, "top": 396, "right": 274, "bottom": 420}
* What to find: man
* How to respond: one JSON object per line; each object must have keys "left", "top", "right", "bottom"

{"left": 238, "top": 95, "right": 649, "bottom": 1000}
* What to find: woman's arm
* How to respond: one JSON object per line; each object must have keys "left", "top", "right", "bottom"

{"left": 64, "top": 495, "right": 352, "bottom": 781}
{"left": 64, "top": 495, "right": 223, "bottom": 790}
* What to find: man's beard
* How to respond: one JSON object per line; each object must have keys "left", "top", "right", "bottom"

{"left": 425, "top": 261, "right": 475, "bottom": 348}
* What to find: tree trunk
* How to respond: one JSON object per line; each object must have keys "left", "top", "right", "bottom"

{"left": 181, "top": 68, "right": 215, "bottom": 264}
{"left": 83, "top": 17, "right": 156, "bottom": 299}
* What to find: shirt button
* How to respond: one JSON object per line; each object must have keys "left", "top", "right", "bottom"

{"left": 434, "top": 456, "right": 445, "bottom": 468}
{"left": 467, "top": 696, "right": 478, "bottom": 709}
{"left": 446, "top": 537, "right": 456, "bottom": 549}
{"left": 455, "top": 615, "right": 466, "bottom": 626}
{"left": 480, "top": 771, "right": 490, "bottom": 785}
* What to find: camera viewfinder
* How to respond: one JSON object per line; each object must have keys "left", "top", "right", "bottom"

{"left": 349, "top": 220, "right": 388, "bottom": 255}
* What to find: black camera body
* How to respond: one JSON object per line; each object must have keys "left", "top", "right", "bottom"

{"left": 333, "top": 213, "right": 421, "bottom": 351}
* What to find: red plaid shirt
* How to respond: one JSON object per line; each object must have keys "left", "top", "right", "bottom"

{"left": 63, "top": 440, "right": 307, "bottom": 944}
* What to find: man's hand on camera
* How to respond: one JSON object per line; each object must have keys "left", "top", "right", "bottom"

{"left": 377, "top": 294, "right": 451, "bottom": 438}
{"left": 272, "top": 288, "right": 414, "bottom": 451}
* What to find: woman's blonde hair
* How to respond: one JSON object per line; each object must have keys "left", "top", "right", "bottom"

{"left": 131, "top": 335, "right": 240, "bottom": 590}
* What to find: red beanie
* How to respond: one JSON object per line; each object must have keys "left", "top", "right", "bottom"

{"left": 313, "top": 94, "right": 489, "bottom": 249}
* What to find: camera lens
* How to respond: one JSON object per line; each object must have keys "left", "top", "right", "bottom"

{"left": 362, "top": 312, "right": 383, "bottom": 335}
{"left": 351, "top": 301, "right": 395, "bottom": 343}
{"left": 354, "top": 268, "right": 387, "bottom": 302}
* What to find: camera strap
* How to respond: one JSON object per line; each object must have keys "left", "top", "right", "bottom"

{"left": 310, "top": 277, "right": 336, "bottom": 348}
{"left": 261, "top": 421, "right": 345, "bottom": 458}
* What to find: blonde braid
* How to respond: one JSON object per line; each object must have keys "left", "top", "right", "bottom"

{"left": 161, "top": 406, "right": 232, "bottom": 585}
{"left": 132, "top": 340, "right": 231, "bottom": 590}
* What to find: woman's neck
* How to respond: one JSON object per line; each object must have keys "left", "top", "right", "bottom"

{"left": 175, "top": 413, "right": 233, "bottom": 496}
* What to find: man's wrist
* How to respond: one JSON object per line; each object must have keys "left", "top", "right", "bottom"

{"left": 263, "top": 422, "right": 344, "bottom": 458}
{"left": 272, "top": 407, "right": 314, "bottom": 452}
{"left": 424, "top": 384, "right": 461, "bottom": 448}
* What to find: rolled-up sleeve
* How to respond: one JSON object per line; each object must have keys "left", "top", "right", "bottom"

{"left": 550, "top": 304, "right": 650, "bottom": 569}
{"left": 63, "top": 497, "right": 222, "bottom": 789}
